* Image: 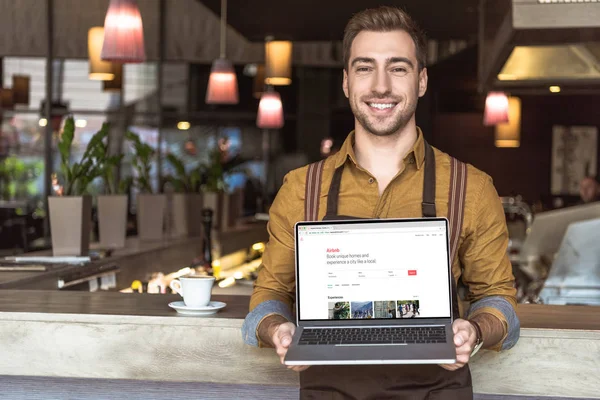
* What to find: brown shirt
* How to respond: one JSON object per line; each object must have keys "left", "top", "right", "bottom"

{"left": 250, "top": 129, "right": 517, "bottom": 350}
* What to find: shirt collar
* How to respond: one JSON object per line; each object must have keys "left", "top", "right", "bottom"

{"left": 334, "top": 127, "right": 426, "bottom": 170}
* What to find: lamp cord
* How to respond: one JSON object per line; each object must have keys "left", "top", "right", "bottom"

{"left": 220, "top": 0, "right": 227, "bottom": 58}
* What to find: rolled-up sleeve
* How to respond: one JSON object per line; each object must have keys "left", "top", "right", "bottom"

{"left": 460, "top": 175, "right": 520, "bottom": 351}
{"left": 241, "top": 171, "right": 302, "bottom": 347}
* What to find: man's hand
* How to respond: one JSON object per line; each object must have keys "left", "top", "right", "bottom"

{"left": 269, "top": 321, "right": 310, "bottom": 372}
{"left": 439, "top": 318, "right": 477, "bottom": 371}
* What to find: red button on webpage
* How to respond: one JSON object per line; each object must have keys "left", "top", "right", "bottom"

{"left": 408, "top": 270, "right": 417, "bottom": 276}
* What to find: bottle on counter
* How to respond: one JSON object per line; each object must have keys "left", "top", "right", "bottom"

{"left": 201, "top": 208, "right": 214, "bottom": 276}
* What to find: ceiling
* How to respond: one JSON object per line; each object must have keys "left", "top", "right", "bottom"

{"left": 198, "top": 0, "right": 481, "bottom": 42}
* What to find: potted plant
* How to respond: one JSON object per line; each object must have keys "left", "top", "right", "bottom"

{"left": 201, "top": 147, "right": 228, "bottom": 231}
{"left": 201, "top": 143, "right": 249, "bottom": 231}
{"left": 127, "top": 131, "right": 166, "bottom": 241}
{"left": 50, "top": 116, "right": 105, "bottom": 256}
{"left": 95, "top": 127, "right": 131, "bottom": 249}
{"left": 165, "top": 153, "right": 203, "bottom": 237}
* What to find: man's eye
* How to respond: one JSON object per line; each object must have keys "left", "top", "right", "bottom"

{"left": 356, "top": 67, "right": 370, "bottom": 72}
{"left": 393, "top": 68, "right": 407, "bottom": 73}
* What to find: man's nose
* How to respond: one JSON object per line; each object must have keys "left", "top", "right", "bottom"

{"left": 371, "top": 68, "right": 392, "bottom": 95}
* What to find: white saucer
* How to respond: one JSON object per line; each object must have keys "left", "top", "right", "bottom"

{"left": 168, "top": 301, "right": 226, "bottom": 316}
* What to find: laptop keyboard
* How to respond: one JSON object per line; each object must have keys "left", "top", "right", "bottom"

{"left": 298, "top": 327, "right": 447, "bottom": 345}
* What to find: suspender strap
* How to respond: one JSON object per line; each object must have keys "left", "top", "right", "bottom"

{"left": 448, "top": 157, "right": 468, "bottom": 263}
{"left": 325, "top": 166, "right": 344, "bottom": 219}
{"left": 304, "top": 160, "right": 325, "bottom": 221}
{"left": 422, "top": 142, "right": 436, "bottom": 217}
{"left": 448, "top": 157, "right": 468, "bottom": 319}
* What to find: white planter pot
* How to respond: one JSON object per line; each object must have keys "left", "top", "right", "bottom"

{"left": 171, "top": 193, "right": 188, "bottom": 237}
{"left": 48, "top": 195, "right": 92, "bottom": 256}
{"left": 137, "top": 194, "right": 166, "bottom": 241}
{"left": 97, "top": 195, "right": 128, "bottom": 249}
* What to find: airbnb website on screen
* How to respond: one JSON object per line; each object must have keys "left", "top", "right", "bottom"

{"left": 297, "top": 221, "right": 451, "bottom": 321}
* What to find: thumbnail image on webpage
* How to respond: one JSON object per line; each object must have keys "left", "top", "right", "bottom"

{"left": 327, "top": 300, "right": 421, "bottom": 320}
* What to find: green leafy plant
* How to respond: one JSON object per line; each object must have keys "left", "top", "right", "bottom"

{"left": 202, "top": 147, "right": 227, "bottom": 193}
{"left": 126, "top": 131, "right": 155, "bottom": 194}
{"left": 57, "top": 116, "right": 106, "bottom": 196}
{"left": 90, "top": 129, "right": 131, "bottom": 195}
{"left": 165, "top": 153, "right": 202, "bottom": 193}
{"left": 0, "top": 157, "right": 40, "bottom": 200}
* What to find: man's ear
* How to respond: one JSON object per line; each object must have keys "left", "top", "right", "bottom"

{"left": 418, "top": 67, "right": 428, "bottom": 98}
{"left": 343, "top": 69, "right": 349, "bottom": 98}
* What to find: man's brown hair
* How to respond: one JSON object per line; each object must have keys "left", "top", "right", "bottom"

{"left": 342, "top": 6, "right": 427, "bottom": 71}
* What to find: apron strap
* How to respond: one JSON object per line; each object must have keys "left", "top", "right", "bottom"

{"left": 448, "top": 158, "right": 468, "bottom": 263}
{"left": 324, "top": 166, "right": 344, "bottom": 219}
{"left": 422, "top": 141, "right": 436, "bottom": 217}
{"left": 447, "top": 157, "right": 468, "bottom": 319}
{"left": 304, "top": 160, "right": 326, "bottom": 222}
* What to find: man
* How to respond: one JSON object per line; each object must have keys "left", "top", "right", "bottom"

{"left": 579, "top": 176, "right": 600, "bottom": 204}
{"left": 242, "top": 6, "right": 519, "bottom": 399}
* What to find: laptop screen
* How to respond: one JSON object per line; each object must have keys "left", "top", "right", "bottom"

{"left": 295, "top": 219, "right": 452, "bottom": 321}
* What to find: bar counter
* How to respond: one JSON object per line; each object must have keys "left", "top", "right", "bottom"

{"left": 0, "top": 221, "right": 268, "bottom": 291}
{"left": 0, "top": 290, "right": 598, "bottom": 399}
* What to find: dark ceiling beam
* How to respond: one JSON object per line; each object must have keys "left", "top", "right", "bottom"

{"left": 197, "top": 0, "right": 480, "bottom": 42}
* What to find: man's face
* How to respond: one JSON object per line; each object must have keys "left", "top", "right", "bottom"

{"left": 580, "top": 177, "right": 598, "bottom": 203}
{"left": 343, "top": 30, "right": 428, "bottom": 137}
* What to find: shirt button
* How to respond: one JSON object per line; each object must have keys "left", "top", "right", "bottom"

{"left": 368, "top": 178, "right": 375, "bottom": 184}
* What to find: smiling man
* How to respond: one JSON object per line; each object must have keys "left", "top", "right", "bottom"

{"left": 242, "top": 6, "right": 519, "bottom": 399}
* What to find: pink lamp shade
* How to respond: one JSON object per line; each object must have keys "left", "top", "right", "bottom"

{"left": 101, "top": 0, "right": 146, "bottom": 63}
{"left": 257, "top": 90, "right": 284, "bottom": 129}
{"left": 206, "top": 58, "right": 239, "bottom": 104}
{"left": 483, "top": 92, "right": 509, "bottom": 126}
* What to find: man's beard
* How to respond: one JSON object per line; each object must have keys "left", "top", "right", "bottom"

{"left": 350, "top": 93, "right": 418, "bottom": 137}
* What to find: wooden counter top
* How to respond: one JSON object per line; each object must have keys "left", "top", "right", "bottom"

{"left": 0, "top": 291, "right": 598, "bottom": 399}
{"left": 517, "top": 303, "right": 600, "bottom": 331}
{"left": 0, "top": 290, "right": 598, "bottom": 331}
{"left": 0, "top": 290, "right": 248, "bottom": 318}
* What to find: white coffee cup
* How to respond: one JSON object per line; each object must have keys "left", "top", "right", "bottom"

{"left": 170, "top": 275, "right": 215, "bottom": 308}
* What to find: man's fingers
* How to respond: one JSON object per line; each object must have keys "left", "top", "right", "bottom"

{"left": 454, "top": 329, "right": 471, "bottom": 347}
{"left": 272, "top": 322, "right": 297, "bottom": 366}
{"left": 439, "top": 361, "right": 466, "bottom": 371}
{"left": 439, "top": 363, "right": 459, "bottom": 371}
{"left": 276, "top": 346, "right": 287, "bottom": 358}
{"left": 275, "top": 323, "right": 295, "bottom": 348}
{"left": 288, "top": 365, "right": 310, "bottom": 372}
{"left": 455, "top": 343, "right": 473, "bottom": 356}
{"left": 456, "top": 353, "right": 470, "bottom": 365}
{"left": 280, "top": 333, "right": 292, "bottom": 348}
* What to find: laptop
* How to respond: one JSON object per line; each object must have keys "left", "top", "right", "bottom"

{"left": 284, "top": 217, "right": 457, "bottom": 365}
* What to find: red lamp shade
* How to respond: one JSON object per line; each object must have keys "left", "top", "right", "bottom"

{"left": 206, "top": 58, "right": 239, "bottom": 104}
{"left": 483, "top": 92, "right": 509, "bottom": 126}
{"left": 257, "top": 90, "right": 284, "bottom": 129}
{"left": 101, "top": 0, "right": 146, "bottom": 63}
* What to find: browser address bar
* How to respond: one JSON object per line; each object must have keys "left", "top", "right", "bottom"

{"left": 327, "top": 227, "right": 442, "bottom": 234}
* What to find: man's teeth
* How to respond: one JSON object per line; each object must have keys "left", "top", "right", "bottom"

{"left": 368, "top": 103, "right": 395, "bottom": 109}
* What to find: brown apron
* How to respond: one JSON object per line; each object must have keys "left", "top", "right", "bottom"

{"left": 299, "top": 141, "right": 473, "bottom": 400}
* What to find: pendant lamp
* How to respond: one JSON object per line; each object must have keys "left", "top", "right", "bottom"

{"left": 89, "top": 27, "right": 115, "bottom": 80}
{"left": 101, "top": 0, "right": 146, "bottom": 63}
{"left": 206, "top": 0, "right": 239, "bottom": 104}
{"left": 483, "top": 92, "right": 509, "bottom": 126}
{"left": 265, "top": 39, "right": 292, "bottom": 86}
{"left": 495, "top": 96, "right": 521, "bottom": 148}
{"left": 257, "top": 87, "right": 284, "bottom": 129}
